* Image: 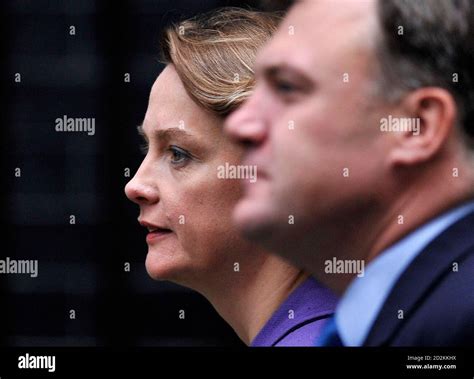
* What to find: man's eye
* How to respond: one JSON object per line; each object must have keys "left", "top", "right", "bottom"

{"left": 275, "top": 81, "right": 297, "bottom": 94}
{"left": 169, "top": 146, "right": 192, "bottom": 165}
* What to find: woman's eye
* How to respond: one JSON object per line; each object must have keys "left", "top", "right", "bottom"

{"left": 169, "top": 146, "right": 192, "bottom": 165}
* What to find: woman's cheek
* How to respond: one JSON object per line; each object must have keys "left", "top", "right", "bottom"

{"left": 174, "top": 189, "right": 225, "bottom": 259}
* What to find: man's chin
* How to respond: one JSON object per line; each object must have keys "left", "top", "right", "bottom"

{"left": 233, "top": 197, "right": 277, "bottom": 246}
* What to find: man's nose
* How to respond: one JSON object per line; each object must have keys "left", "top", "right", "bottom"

{"left": 225, "top": 92, "right": 268, "bottom": 146}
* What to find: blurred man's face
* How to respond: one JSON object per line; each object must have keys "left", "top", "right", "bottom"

{"left": 226, "top": 0, "right": 390, "bottom": 258}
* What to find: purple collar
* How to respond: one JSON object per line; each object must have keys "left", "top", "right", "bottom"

{"left": 251, "top": 277, "right": 338, "bottom": 347}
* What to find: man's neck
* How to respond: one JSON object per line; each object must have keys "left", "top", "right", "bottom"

{"left": 307, "top": 165, "right": 474, "bottom": 295}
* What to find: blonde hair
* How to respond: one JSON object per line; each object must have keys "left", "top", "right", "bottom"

{"left": 160, "top": 7, "right": 281, "bottom": 117}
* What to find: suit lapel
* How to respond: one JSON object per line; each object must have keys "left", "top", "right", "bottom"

{"left": 363, "top": 210, "right": 474, "bottom": 346}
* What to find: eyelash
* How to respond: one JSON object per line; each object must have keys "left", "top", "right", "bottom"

{"left": 168, "top": 145, "right": 192, "bottom": 166}
{"left": 274, "top": 80, "right": 297, "bottom": 94}
{"left": 139, "top": 143, "right": 192, "bottom": 167}
{"left": 140, "top": 142, "right": 149, "bottom": 155}
{"left": 270, "top": 79, "right": 304, "bottom": 102}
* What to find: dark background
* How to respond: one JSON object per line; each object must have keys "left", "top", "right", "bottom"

{"left": 0, "top": 0, "right": 266, "bottom": 347}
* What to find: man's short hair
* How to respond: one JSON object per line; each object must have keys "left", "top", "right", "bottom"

{"left": 260, "top": 0, "right": 474, "bottom": 145}
{"left": 377, "top": 0, "right": 474, "bottom": 143}
{"left": 259, "top": 0, "right": 294, "bottom": 11}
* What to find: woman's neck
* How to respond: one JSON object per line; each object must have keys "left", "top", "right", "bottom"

{"left": 203, "top": 254, "right": 309, "bottom": 345}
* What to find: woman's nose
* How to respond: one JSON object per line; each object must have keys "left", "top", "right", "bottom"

{"left": 124, "top": 163, "right": 159, "bottom": 206}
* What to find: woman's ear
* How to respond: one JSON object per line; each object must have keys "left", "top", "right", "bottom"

{"left": 388, "top": 87, "right": 457, "bottom": 167}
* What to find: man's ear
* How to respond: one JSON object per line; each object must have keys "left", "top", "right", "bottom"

{"left": 388, "top": 87, "right": 457, "bottom": 167}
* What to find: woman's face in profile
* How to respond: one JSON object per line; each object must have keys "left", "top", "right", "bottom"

{"left": 125, "top": 65, "right": 253, "bottom": 287}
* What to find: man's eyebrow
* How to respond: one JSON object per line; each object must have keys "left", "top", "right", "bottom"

{"left": 263, "top": 63, "right": 314, "bottom": 87}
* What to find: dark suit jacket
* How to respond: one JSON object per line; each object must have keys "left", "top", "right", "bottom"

{"left": 364, "top": 209, "right": 474, "bottom": 346}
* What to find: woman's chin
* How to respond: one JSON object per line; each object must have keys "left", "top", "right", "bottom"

{"left": 145, "top": 250, "right": 189, "bottom": 283}
{"left": 146, "top": 259, "right": 174, "bottom": 282}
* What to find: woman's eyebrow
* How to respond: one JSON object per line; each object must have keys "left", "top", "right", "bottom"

{"left": 137, "top": 125, "right": 194, "bottom": 143}
{"left": 155, "top": 128, "right": 194, "bottom": 143}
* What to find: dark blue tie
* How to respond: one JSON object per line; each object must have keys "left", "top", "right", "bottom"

{"left": 317, "top": 317, "right": 344, "bottom": 346}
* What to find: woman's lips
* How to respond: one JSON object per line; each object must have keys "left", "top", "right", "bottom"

{"left": 138, "top": 220, "right": 173, "bottom": 244}
{"left": 146, "top": 229, "right": 173, "bottom": 243}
